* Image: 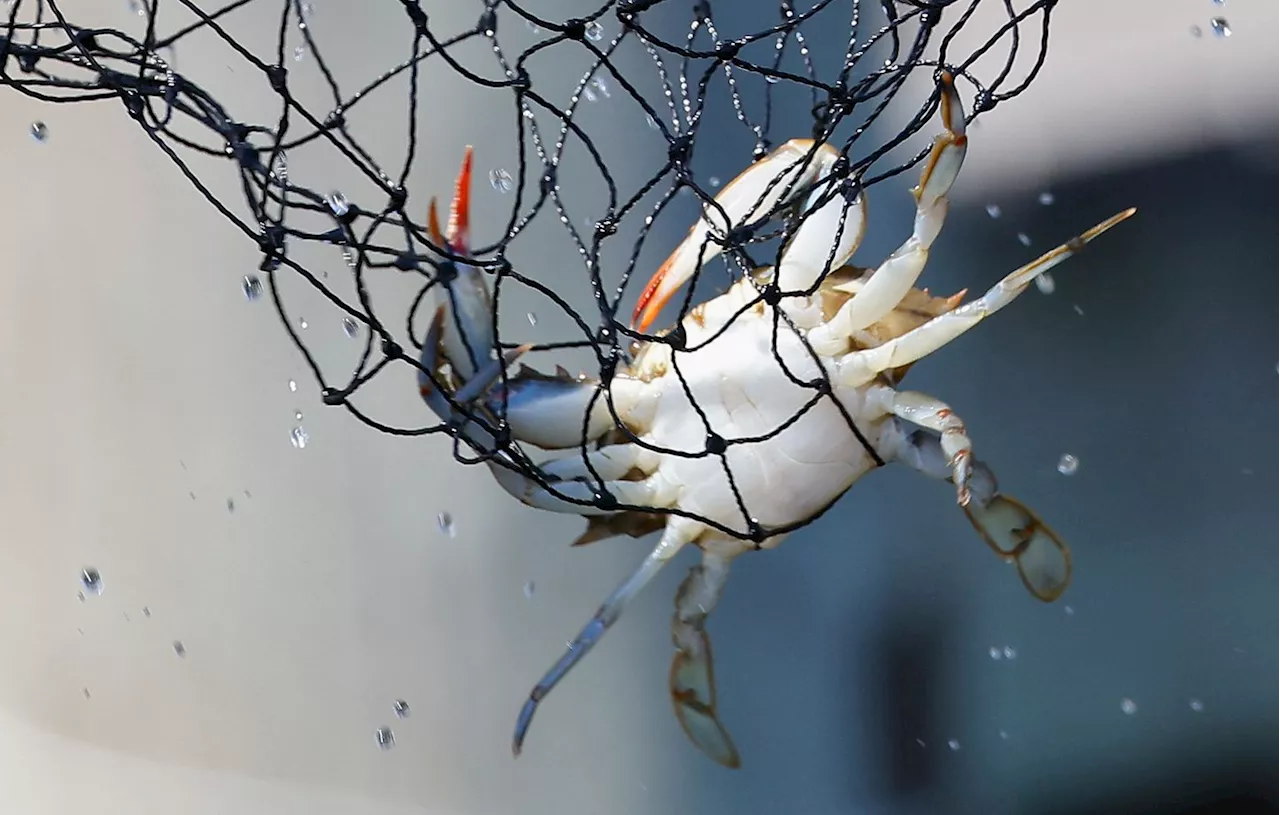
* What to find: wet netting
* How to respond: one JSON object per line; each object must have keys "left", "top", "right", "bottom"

{"left": 1, "top": 0, "right": 1057, "bottom": 542}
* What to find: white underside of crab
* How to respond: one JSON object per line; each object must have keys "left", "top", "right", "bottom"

{"left": 415, "top": 73, "right": 1135, "bottom": 769}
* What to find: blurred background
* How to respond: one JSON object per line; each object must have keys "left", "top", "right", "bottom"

{"left": 0, "top": 1, "right": 1275, "bottom": 813}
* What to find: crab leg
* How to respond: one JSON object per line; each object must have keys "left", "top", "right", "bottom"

{"left": 868, "top": 386, "right": 974, "bottom": 506}
{"left": 633, "top": 138, "right": 859, "bottom": 332}
{"left": 807, "top": 72, "right": 968, "bottom": 356}
{"left": 670, "top": 551, "right": 741, "bottom": 768}
{"left": 838, "top": 208, "right": 1137, "bottom": 386}
{"left": 513, "top": 519, "right": 703, "bottom": 758}
{"left": 890, "top": 423, "right": 1072, "bottom": 602}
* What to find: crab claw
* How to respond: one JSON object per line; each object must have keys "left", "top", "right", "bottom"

{"left": 430, "top": 146, "right": 495, "bottom": 382}
{"left": 633, "top": 138, "right": 864, "bottom": 333}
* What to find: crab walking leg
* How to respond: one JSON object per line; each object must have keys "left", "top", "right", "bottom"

{"left": 513, "top": 519, "right": 702, "bottom": 757}
{"left": 489, "top": 466, "right": 671, "bottom": 517}
{"left": 867, "top": 386, "right": 975, "bottom": 506}
{"left": 670, "top": 551, "right": 741, "bottom": 768}
{"left": 538, "top": 443, "right": 661, "bottom": 483}
{"left": 807, "top": 72, "right": 968, "bottom": 356}
{"left": 890, "top": 423, "right": 1072, "bottom": 603}
{"left": 838, "top": 208, "right": 1137, "bottom": 386}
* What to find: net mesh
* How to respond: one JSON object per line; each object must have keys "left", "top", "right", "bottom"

{"left": 1, "top": 0, "right": 1058, "bottom": 541}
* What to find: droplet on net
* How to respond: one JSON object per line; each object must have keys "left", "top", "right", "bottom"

{"left": 30, "top": 121, "right": 48, "bottom": 142}
{"left": 393, "top": 699, "right": 411, "bottom": 719}
{"left": 374, "top": 726, "right": 395, "bottom": 750}
{"left": 299, "top": 318, "right": 309, "bottom": 330}
{"left": 242, "top": 274, "right": 263, "bottom": 301}
{"left": 488, "top": 168, "right": 514, "bottom": 193}
{"left": 326, "top": 190, "right": 350, "bottom": 218}
{"left": 81, "top": 568, "right": 103, "bottom": 596}
{"left": 584, "top": 20, "right": 604, "bottom": 41}
{"left": 437, "top": 512, "right": 456, "bottom": 538}
{"left": 1056, "top": 453, "right": 1079, "bottom": 476}
{"left": 293, "top": 45, "right": 306, "bottom": 62}
{"left": 1210, "top": 16, "right": 1230, "bottom": 37}
{"left": 1120, "top": 698, "right": 1137, "bottom": 715}
{"left": 290, "top": 426, "right": 309, "bottom": 449}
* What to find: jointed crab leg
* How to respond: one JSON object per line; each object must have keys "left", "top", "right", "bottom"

{"left": 513, "top": 519, "right": 702, "bottom": 757}
{"left": 670, "top": 551, "right": 741, "bottom": 768}
{"left": 807, "top": 72, "right": 968, "bottom": 355}
{"left": 868, "top": 386, "right": 974, "bottom": 506}
{"left": 890, "top": 423, "right": 1072, "bottom": 602}
{"left": 839, "top": 207, "right": 1137, "bottom": 386}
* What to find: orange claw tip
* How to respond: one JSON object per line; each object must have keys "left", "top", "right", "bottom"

{"left": 631, "top": 252, "right": 678, "bottom": 333}
{"left": 427, "top": 197, "right": 444, "bottom": 246}
{"left": 446, "top": 145, "right": 474, "bottom": 252}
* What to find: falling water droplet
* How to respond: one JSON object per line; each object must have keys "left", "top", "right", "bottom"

{"left": 437, "top": 512, "right": 456, "bottom": 538}
{"left": 326, "top": 190, "right": 350, "bottom": 217}
{"left": 77, "top": 591, "right": 86, "bottom": 603}
{"left": 290, "top": 426, "right": 309, "bottom": 449}
{"left": 1210, "top": 16, "right": 1230, "bottom": 37}
{"left": 582, "top": 86, "right": 598, "bottom": 103}
{"left": 242, "top": 274, "right": 263, "bottom": 301}
{"left": 226, "top": 497, "right": 236, "bottom": 513}
{"left": 998, "top": 730, "right": 1010, "bottom": 740}
{"left": 81, "top": 568, "right": 103, "bottom": 596}
{"left": 1038, "top": 191, "right": 1055, "bottom": 206}
{"left": 172, "top": 640, "right": 186, "bottom": 657}
{"left": 142, "top": 606, "right": 152, "bottom": 618}
{"left": 985, "top": 203, "right": 1002, "bottom": 219}
{"left": 526, "top": 19, "right": 540, "bottom": 33}
{"left": 300, "top": 1, "right": 314, "bottom": 17}
{"left": 488, "top": 168, "right": 514, "bottom": 193}
{"left": 591, "top": 77, "right": 611, "bottom": 98}
{"left": 299, "top": 318, "right": 308, "bottom": 330}
{"left": 1064, "top": 605, "right": 1074, "bottom": 616}
{"left": 584, "top": 20, "right": 604, "bottom": 41}
{"left": 1035, "top": 272, "right": 1056, "bottom": 295}
{"left": 374, "top": 727, "right": 396, "bottom": 750}
{"left": 1016, "top": 232, "right": 1032, "bottom": 247}
{"left": 988, "top": 646, "right": 1003, "bottom": 661}
{"left": 645, "top": 113, "right": 659, "bottom": 130}
{"left": 1003, "top": 646, "right": 1017, "bottom": 660}
{"left": 293, "top": 45, "right": 306, "bottom": 62}
{"left": 294, "top": 410, "right": 303, "bottom": 421}
{"left": 30, "top": 121, "right": 48, "bottom": 142}
{"left": 523, "top": 580, "right": 536, "bottom": 599}
{"left": 342, "top": 317, "right": 358, "bottom": 337}
{"left": 288, "top": 379, "right": 298, "bottom": 392}
{"left": 83, "top": 687, "right": 92, "bottom": 699}
{"left": 947, "top": 739, "right": 961, "bottom": 751}
{"left": 709, "top": 176, "right": 722, "bottom": 188}
{"left": 1211, "top": 0, "right": 1225, "bottom": 6}
{"left": 1056, "top": 453, "right": 1079, "bottom": 476}
{"left": 1189, "top": 698, "right": 1204, "bottom": 712}
{"left": 1190, "top": 24, "right": 1203, "bottom": 37}
{"left": 393, "top": 699, "right": 411, "bottom": 719}
{"left": 1120, "top": 698, "right": 1137, "bottom": 715}
{"left": 526, "top": 312, "right": 538, "bottom": 327}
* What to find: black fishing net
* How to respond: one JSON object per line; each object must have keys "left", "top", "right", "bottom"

{"left": 0, "top": 0, "right": 1058, "bottom": 541}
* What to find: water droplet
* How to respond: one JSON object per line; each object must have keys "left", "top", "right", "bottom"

{"left": 645, "top": 113, "right": 659, "bottom": 130}
{"left": 1189, "top": 698, "right": 1204, "bottom": 712}
{"left": 1002, "top": 646, "right": 1017, "bottom": 660}
{"left": 985, "top": 203, "right": 1002, "bottom": 219}
{"left": 1210, "top": 16, "right": 1230, "bottom": 37}
{"left": 288, "top": 379, "right": 298, "bottom": 392}
{"left": 172, "top": 640, "right": 186, "bottom": 657}
{"left": 523, "top": 580, "right": 536, "bottom": 599}
{"left": 998, "top": 730, "right": 1009, "bottom": 740}
{"left": 293, "top": 45, "right": 306, "bottom": 62}
{"left": 590, "top": 77, "right": 611, "bottom": 98}
{"left": 290, "top": 426, "right": 309, "bottom": 449}
{"left": 299, "top": 318, "right": 308, "bottom": 330}
{"left": 526, "top": 19, "right": 540, "bottom": 33}
{"left": 1035, "top": 273, "right": 1055, "bottom": 295}
{"left": 242, "top": 274, "right": 263, "bottom": 301}
{"left": 1190, "top": 24, "right": 1203, "bottom": 37}
{"left": 947, "top": 738, "right": 961, "bottom": 751}
{"left": 526, "top": 312, "right": 538, "bottom": 327}
{"left": 374, "top": 726, "right": 395, "bottom": 750}
{"left": 29, "top": 121, "right": 48, "bottom": 142}
{"left": 989, "top": 646, "right": 1003, "bottom": 661}
{"left": 1064, "top": 605, "right": 1074, "bottom": 616}
{"left": 83, "top": 687, "right": 92, "bottom": 699}
{"left": 342, "top": 316, "right": 359, "bottom": 337}
{"left": 341, "top": 246, "right": 357, "bottom": 268}
{"left": 437, "top": 511, "right": 455, "bottom": 538}
{"left": 326, "top": 190, "right": 349, "bottom": 217}
{"left": 1056, "top": 453, "right": 1079, "bottom": 476}
{"left": 393, "top": 699, "right": 411, "bottom": 719}
{"left": 1212, "top": 0, "right": 1225, "bottom": 6}
{"left": 226, "top": 497, "right": 235, "bottom": 513}
{"left": 294, "top": 410, "right": 303, "bottom": 421}
{"left": 1120, "top": 698, "right": 1137, "bottom": 715}
{"left": 81, "top": 568, "right": 103, "bottom": 596}
{"left": 77, "top": 591, "right": 86, "bottom": 602}
{"left": 127, "top": 0, "right": 144, "bottom": 16}
{"left": 1037, "top": 191, "right": 1055, "bottom": 206}
{"left": 488, "top": 168, "right": 514, "bottom": 193}
{"left": 583, "top": 86, "right": 598, "bottom": 103}
{"left": 584, "top": 20, "right": 604, "bottom": 41}
{"left": 765, "top": 74, "right": 779, "bottom": 84}
{"left": 709, "top": 176, "right": 722, "bottom": 188}
{"left": 142, "top": 606, "right": 152, "bottom": 617}
{"left": 1072, "top": 304, "right": 1085, "bottom": 316}
{"left": 1016, "top": 232, "right": 1032, "bottom": 247}
{"left": 272, "top": 154, "right": 288, "bottom": 182}
{"left": 300, "top": 1, "right": 314, "bottom": 17}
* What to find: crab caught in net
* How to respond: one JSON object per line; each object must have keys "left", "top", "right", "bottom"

{"left": 2, "top": 0, "right": 1134, "bottom": 769}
